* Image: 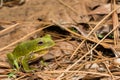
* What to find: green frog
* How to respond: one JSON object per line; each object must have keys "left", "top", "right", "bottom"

{"left": 7, "top": 34, "right": 55, "bottom": 72}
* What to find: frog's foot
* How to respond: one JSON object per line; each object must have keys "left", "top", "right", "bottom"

{"left": 23, "top": 67, "right": 37, "bottom": 72}
{"left": 21, "top": 57, "right": 36, "bottom": 72}
{"left": 14, "top": 60, "right": 20, "bottom": 71}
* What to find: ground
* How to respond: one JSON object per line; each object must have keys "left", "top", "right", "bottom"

{"left": 0, "top": 0, "right": 120, "bottom": 80}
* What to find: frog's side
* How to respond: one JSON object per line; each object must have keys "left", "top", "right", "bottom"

{"left": 7, "top": 34, "right": 55, "bottom": 72}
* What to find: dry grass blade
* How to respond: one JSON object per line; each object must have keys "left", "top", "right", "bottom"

{"left": 0, "top": 23, "right": 19, "bottom": 36}
{"left": 0, "top": 0, "right": 3, "bottom": 7}
{"left": 56, "top": 24, "right": 119, "bottom": 80}
{"left": 70, "top": 6, "right": 120, "bottom": 59}
{"left": 15, "top": 74, "right": 28, "bottom": 80}
{"left": 58, "top": 0, "right": 78, "bottom": 15}
{"left": 111, "top": 0, "right": 119, "bottom": 46}
{"left": 44, "top": 70, "right": 110, "bottom": 77}
{"left": 0, "top": 24, "right": 53, "bottom": 52}
{"left": 103, "top": 62, "right": 115, "bottom": 79}
{"left": 53, "top": 21, "right": 111, "bottom": 48}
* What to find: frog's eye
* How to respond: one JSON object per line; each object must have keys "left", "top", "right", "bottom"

{"left": 38, "top": 41, "right": 43, "bottom": 45}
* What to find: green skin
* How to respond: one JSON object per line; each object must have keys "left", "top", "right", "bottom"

{"left": 7, "top": 34, "right": 55, "bottom": 72}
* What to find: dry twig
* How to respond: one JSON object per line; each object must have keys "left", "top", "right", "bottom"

{"left": 56, "top": 24, "right": 119, "bottom": 80}
{"left": 70, "top": 6, "right": 120, "bottom": 59}
{"left": 0, "top": 24, "right": 53, "bottom": 52}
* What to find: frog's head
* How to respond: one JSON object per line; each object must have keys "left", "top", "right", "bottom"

{"left": 34, "top": 34, "right": 55, "bottom": 51}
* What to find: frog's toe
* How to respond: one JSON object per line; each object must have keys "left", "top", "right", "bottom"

{"left": 24, "top": 68, "right": 36, "bottom": 72}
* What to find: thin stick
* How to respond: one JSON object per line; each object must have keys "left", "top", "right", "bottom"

{"left": 58, "top": 0, "right": 78, "bottom": 15}
{"left": 0, "top": 23, "right": 20, "bottom": 36}
{"left": 0, "top": 0, "right": 3, "bottom": 7}
{"left": 0, "top": 24, "right": 53, "bottom": 52}
{"left": 103, "top": 62, "right": 115, "bottom": 80}
{"left": 111, "top": 0, "right": 119, "bottom": 46}
{"left": 44, "top": 70, "right": 110, "bottom": 77}
{"left": 53, "top": 21, "right": 110, "bottom": 48}
{"left": 70, "top": 6, "right": 120, "bottom": 59}
{"left": 56, "top": 24, "right": 119, "bottom": 80}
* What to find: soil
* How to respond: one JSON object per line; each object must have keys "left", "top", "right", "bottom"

{"left": 0, "top": 0, "right": 120, "bottom": 80}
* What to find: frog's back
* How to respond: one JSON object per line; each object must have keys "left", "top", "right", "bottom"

{"left": 12, "top": 39, "right": 39, "bottom": 58}
{"left": 12, "top": 34, "right": 55, "bottom": 58}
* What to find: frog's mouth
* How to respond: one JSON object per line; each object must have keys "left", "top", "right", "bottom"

{"left": 29, "top": 50, "right": 49, "bottom": 63}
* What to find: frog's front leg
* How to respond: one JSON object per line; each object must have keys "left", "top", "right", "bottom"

{"left": 21, "top": 56, "right": 34, "bottom": 72}
{"left": 7, "top": 53, "right": 19, "bottom": 70}
{"left": 7, "top": 53, "right": 14, "bottom": 65}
